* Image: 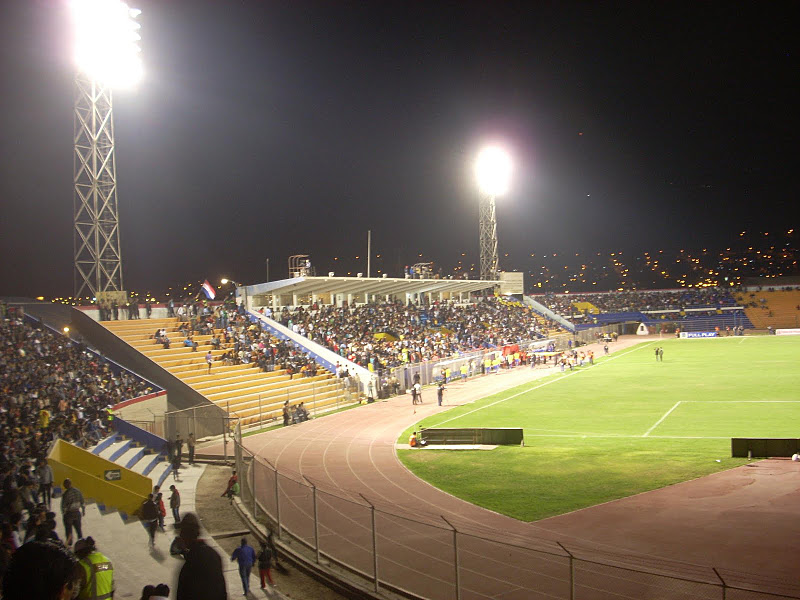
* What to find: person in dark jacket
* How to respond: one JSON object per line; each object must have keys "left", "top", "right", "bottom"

{"left": 257, "top": 541, "right": 274, "bottom": 588}
{"left": 176, "top": 513, "right": 226, "bottom": 600}
{"left": 140, "top": 494, "right": 159, "bottom": 547}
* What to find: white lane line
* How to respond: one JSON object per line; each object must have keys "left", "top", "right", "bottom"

{"left": 642, "top": 401, "right": 681, "bottom": 437}
{"left": 681, "top": 400, "right": 800, "bottom": 403}
{"left": 432, "top": 341, "right": 657, "bottom": 429}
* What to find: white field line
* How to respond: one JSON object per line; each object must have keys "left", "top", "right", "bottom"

{"left": 431, "top": 341, "right": 657, "bottom": 429}
{"left": 681, "top": 400, "right": 800, "bottom": 403}
{"left": 642, "top": 401, "right": 681, "bottom": 437}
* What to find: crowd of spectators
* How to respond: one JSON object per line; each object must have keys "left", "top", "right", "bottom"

{"left": 1, "top": 306, "right": 153, "bottom": 560}
{"left": 539, "top": 287, "right": 739, "bottom": 318}
{"left": 266, "top": 297, "right": 553, "bottom": 370}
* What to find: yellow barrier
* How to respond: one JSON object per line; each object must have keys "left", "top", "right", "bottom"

{"left": 374, "top": 332, "right": 399, "bottom": 342}
{"left": 572, "top": 301, "right": 599, "bottom": 314}
{"left": 48, "top": 439, "right": 152, "bottom": 517}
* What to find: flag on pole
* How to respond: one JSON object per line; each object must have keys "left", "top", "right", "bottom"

{"left": 201, "top": 280, "right": 216, "bottom": 300}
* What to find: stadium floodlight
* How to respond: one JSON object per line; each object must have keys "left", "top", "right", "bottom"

{"left": 71, "top": 0, "right": 142, "bottom": 298}
{"left": 70, "top": 0, "right": 143, "bottom": 88}
{"left": 475, "top": 145, "right": 512, "bottom": 281}
{"left": 475, "top": 146, "right": 512, "bottom": 197}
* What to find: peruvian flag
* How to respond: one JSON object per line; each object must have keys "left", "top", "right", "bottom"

{"left": 201, "top": 280, "right": 216, "bottom": 300}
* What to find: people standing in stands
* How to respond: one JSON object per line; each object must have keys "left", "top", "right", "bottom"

{"left": 206, "top": 350, "right": 213, "bottom": 374}
{"left": 74, "top": 536, "right": 115, "bottom": 600}
{"left": 61, "top": 478, "right": 85, "bottom": 547}
{"left": 145, "top": 300, "right": 152, "bottom": 318}
{"left": 282, "top": 401, "right": 290, "bottom": 426}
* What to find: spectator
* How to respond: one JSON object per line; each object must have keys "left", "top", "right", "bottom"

{"left": 176, "top": 513, "right": 226, "bottom": 600}
{"left": 60, "top": 478, "right": 85, "bottom": 547}
{"left": 1, "top": 541, "right": 80, "bottom": 600}
{"left": 74, "top": 536, "right": 114, "bottom": 600}
{"left": 230, "top": 537, "right": 257, "bottom": 596}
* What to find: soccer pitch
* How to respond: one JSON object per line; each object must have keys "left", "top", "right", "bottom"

{"left": 398, "top": 335, "right": 800, "bottom": 521}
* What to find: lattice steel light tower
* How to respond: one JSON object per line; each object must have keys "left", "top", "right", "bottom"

{"left": 71, "top": 0, "right": 142, "bottom": 297}
{"left": 475, "top": 146, "right": 512, "bottom": 281}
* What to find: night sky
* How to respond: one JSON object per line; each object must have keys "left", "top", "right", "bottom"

{"left": 0, "top": 1, "right": 797, "bottom": 297}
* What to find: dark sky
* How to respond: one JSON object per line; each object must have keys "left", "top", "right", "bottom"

{"left": 1, "top": 0, "right": 797, "bottom": 297}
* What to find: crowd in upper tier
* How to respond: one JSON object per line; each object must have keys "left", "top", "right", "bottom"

{"left": 1, "top": 308, "right": 153, "bottom": 535}
{"left": 266, "top": 297, "right": 553, "bottom": 370}
{"left": 539, "top": 287, "right": 739, "bottom": 317}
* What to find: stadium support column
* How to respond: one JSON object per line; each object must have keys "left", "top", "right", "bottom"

{"left": 479, "top": 194, "right": 499, "bottom": 281}
{"left": 73, "top": 72, "right": 124, "bottom": 297}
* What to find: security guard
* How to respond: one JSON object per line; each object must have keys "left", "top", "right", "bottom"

{"left": 74, "top": 537, "right": 114, "bottom": 600}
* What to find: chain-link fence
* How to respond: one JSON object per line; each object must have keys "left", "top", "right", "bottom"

{"left": 234, "top": 436, "right": 799, "bottom": 600}
{"left": 165, "top": 403, "right": 238, "bottom": 453}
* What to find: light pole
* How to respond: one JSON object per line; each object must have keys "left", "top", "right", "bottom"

{"left": 475, "top": 146, "right": 512, "bottom": 282}
{"left": 221, "top": 278, "right": 247, "bottom": 310}
{"left": 71, "top": 0, "right": 143, "bottom": 298}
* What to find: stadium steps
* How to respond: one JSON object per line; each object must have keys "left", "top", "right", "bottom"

{"left": 91, "top": 433, "right": 173, "bottom": 490}
{"left": 100, "top": 315, "right": 353, "bottom": 424}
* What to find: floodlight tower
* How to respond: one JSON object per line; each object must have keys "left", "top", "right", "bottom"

{"left": 71, "top": 0, "right": 142, "bottom": 297}
{"left": 475, "top": 146, "right": 512, "bottom": 281}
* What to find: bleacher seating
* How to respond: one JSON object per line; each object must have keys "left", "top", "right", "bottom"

{"left": 736, "top": 289, "right": 800, "bottom": 329}
{"left": 101, "top": 317, "right": 349, "bottom": 426}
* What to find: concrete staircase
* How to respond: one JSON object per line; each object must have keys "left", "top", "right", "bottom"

{"left": 92, "top": 433, "right": 173, "bottom": 498}
{"left": 101, "top": 317, "right": 349, "bottom": 425}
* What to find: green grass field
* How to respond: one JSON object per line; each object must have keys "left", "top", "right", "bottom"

{"left": 398, "top": 335, "right": 800, "bottom": 522}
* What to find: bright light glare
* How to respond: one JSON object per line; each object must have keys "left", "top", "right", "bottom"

{"left": 475, "top": 146, "right": 512, "bottom": 196}
{"left": 221, "top": 279, "right": 230, "bottom": 284}
{"left": 70, "top": 0, "right": 143, "bottom": 88}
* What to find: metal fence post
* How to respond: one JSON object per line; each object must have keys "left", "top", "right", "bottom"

{"left": 192, "top": 407, "right": 197, "bottom": 438}
{"left": 441, "top": 516, "right": 461, "bottom": 600}
{"left": 713, "top": 567, "right": 727, "bottom": 600}
{"left": 251, "top": 456, "right": 257, "bottom": 518}
{"left": 222, "top": 416, "right": 228, "bottom": 465}
{"left": 557, "top": 542, "right": 574, "bottom": 600}
{"left": 359, "top": 494, "right": 379, "bottom": 593}
{"left": 265, "top": 458, "right": 281, "bottom": 538}
{"left": 304, "top": 476, "right": 320, "bottom": 563}
{"left": 258, "top": 395, "right": 262, "bottom": 430}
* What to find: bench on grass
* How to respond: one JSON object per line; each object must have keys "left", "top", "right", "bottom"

{"left": 419, "top": 427, "right": 524, "bottom": 446}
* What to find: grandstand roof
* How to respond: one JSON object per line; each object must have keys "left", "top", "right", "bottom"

{"left": 243, "top": 275, "right": 499, "bottom": 299}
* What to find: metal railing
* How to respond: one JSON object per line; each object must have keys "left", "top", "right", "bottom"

{"left": 234, "top": 435, "right": 799, "bottom": 600}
